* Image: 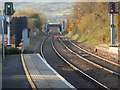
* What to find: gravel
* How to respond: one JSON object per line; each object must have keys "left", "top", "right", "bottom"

{"left": 42, "top": 35, "right": 100, "bottom": 89}
{"left": 53, "top": 36, "right": 119, "bottom": 89}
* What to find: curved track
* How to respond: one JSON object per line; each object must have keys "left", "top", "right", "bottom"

{"left": 40, "top": 35, "right": 110, "bottom": 89}
{"left": 58, "top": 37, "right": 120, "bottom": 76}
{"left": 67, "top": 38, "right": 119, "bottom": 67}
{"left": 52, "top": 36, "right": 119, "bottom": 89}
{"left": 40, "top": 36, "right": 49, "bottom": 60}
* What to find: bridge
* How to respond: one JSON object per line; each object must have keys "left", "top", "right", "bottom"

{"left": 47, "top": 23, "right": 61, "bottom": 27}
{"left": 46, "top": 23, "right": 63, "bottom": 33}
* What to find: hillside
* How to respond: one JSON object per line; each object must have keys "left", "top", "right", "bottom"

{"left": 65, "top": 2, "right": 118, "bottom": 47}
{"left": 14, "top": 2, "right": 73, "bottom": 23}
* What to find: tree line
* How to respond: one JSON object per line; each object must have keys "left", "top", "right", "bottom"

{"left": 13, "top": 8, "right": 46, "bottom": 35}
{"left": 65, "top": 2, "right": 118, "bottom": 45}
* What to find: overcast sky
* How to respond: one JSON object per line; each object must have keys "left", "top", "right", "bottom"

{"left": 0, "top": 0, "right": 119, "bottom": 2}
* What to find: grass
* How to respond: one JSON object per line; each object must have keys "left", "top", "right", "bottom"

{"left": 99, "top": 44, "right": 111, "bottom": 48}
{"left": 65, "top": 13, "right": 118, "bottom": 49}
{"left": 64, "top": 2, "right": 118, "bottom": 49}
{"left": 65, "top": 30, "right": 118, "bottom": 49}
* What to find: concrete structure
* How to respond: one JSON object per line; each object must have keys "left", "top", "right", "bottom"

{"left": 95, "top": 46, "right": 119, "bottom": 60}
{"left": 109, "top": 47, "right": 120, "bottom": 55}
{"left": 22, "top": 28, "right": 30, "bottom": 46}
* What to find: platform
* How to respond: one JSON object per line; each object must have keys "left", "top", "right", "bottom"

{"left": 23, "top": 53, "right": 76, "bottom": 89}
{"left": 2, "top": 54, "right": 31, "bottom": 89}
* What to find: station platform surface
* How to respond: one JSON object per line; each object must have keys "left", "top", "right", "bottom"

{"left": 23, "top": 53, "right": 76, "bottom": 89}
{"left": 2, "top": 54, "right": 31, "bottom": 89}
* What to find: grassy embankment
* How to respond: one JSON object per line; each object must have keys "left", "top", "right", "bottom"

{"left": 65, "top": 3, "right": 118, "bottom": 48}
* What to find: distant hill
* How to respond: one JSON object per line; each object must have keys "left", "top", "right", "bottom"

{"left": 14, "top": 2, "right": 74, "bottom": 23}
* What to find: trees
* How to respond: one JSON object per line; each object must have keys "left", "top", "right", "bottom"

{"left": 13, "top": 8, "right": 46, "bottom": 35}
{"left": 66, "top": 2, "right": 118, "bottom": 45}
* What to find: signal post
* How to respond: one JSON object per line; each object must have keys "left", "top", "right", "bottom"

{"left": 4, "top": 2, "right": 14, "bottom": 49}
{"left": 108, "top": 2, "right": 116, "bottom": 45}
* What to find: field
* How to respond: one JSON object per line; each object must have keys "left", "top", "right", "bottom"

{"left": 14, "top": 2, "right": 73, "bottom": 23}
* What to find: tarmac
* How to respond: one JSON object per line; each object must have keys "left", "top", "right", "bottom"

{"left": 2, "top": 54, "right": 31, "bottom": 89}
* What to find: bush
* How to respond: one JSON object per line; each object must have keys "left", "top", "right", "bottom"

{"left": 5, "top": 47, "right": 21, "bottom": 55}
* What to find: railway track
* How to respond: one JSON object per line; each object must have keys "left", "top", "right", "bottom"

{"left": 53, "top": 36, "right": 119, "bottom": 89}
{"left": 58, "top": 37, "right": 120, "bottom": 76}
{"left": 66, "top": 38, "right": 119, "bottom": 67}
{"left": 40, "top": 35, "right": 110, "bottom": 89}
{"left": 40, "top": 36, "right": 49, "bottom": 60}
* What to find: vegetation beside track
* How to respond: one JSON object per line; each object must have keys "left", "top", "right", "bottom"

{"left": 13, "top": 8, "right": 46, "bottom": 36}
{"left": 13, "top": 8, "right": 47, "bottom": 53}
{"left": 65, "top": 2, "right": 118, "bottom": 48}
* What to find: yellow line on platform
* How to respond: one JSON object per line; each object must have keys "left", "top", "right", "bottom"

{"left": 21, "top": 54, "right": 37, "bottom": 90}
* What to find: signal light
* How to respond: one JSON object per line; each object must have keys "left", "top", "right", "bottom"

{"left": 108, "top": 2, "right": 115, "bottom": 14}
{"left": 5, "top": 2, "right": 13, "bottom": 15}
{"left": 7, "top": 5, "right": 11, "bottom": 8}
{"left": 111, "top": 9, "right": 114, "bottom": 13}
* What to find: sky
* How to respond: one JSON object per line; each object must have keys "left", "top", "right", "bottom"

{"left": 0, "top": 0, "right": 119, "bottom": 2}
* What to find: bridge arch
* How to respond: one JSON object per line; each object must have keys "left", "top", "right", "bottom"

{"left": 47, "top": 23, "right": 62, "bottom": 32}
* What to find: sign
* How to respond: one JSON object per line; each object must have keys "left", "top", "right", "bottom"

{"left": 70, "top": 27, "right": 72, "bottom": 31}
{"left": 1, "top": 15, "right": 5, "bottom": 20}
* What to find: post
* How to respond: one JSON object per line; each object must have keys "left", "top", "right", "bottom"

{"left": 7, "top": 17, "right": 10, "bottom": 45}
{"left": 7, "top": 17, "right": 11, "bottom": 48}
{"left": 62, "top": 23, "right": 64, "bottom": 32}
{"left": 2, "top": 3, "right": 5, "bottom": 60}
{"left": 111, "top": 13, "right": 115, "bottom": 45}
{"left": 45, "top": 24, "right": 47, "bottom": 33}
